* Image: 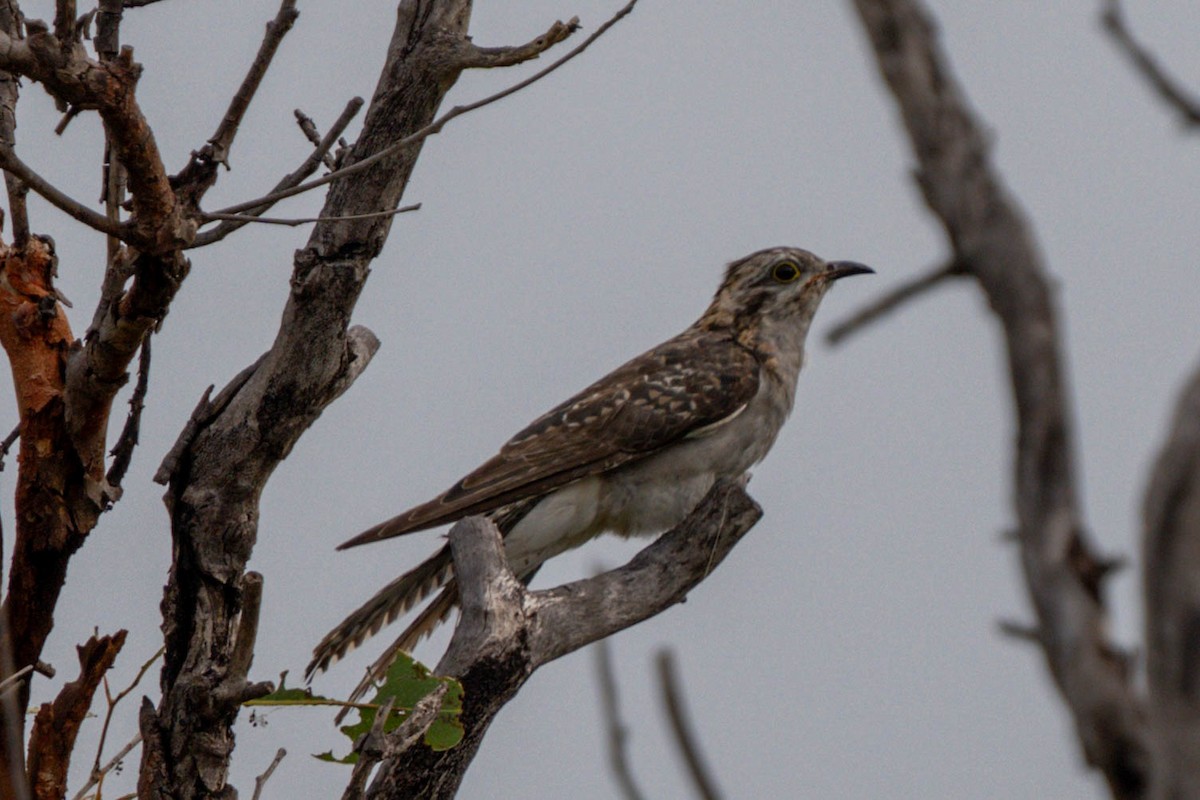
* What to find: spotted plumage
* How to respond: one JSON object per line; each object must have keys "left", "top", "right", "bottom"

{"left": 308, "top": 247, "right": 872, "bottom": 700}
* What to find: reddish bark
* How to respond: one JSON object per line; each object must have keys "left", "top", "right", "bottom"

{"left": 26, "top": 632, "right": 127, "bottom": 800}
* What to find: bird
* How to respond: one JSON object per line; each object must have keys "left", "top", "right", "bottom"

{"left": 307, "top": 246, "right": 872, "bottom": 698}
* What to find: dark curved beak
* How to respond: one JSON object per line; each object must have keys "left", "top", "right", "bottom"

{"left": 824, "top": 261, "right": 875, "bottom": 282}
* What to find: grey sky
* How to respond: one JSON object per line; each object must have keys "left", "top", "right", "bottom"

{"left": 6, "top": 1, "right": 1199, "bottom": 798}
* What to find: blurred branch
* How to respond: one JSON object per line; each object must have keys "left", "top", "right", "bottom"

{"left": 656, "top": 650, "right": 722, "bottom": 800}
{"left": 594, "top": 639, "right": 646, "bottom": 800}
{"left": 826, "top": 258, "right": 966, "bottom": 345}
{"left": 850, "top": 0, "right": 1151, "bottom": 795}
{"left": 1142, "top": 358, "right": 1200, "bottom": 796}
{"left": 1100, "top": 0, "right": 1200, "bottom": 129}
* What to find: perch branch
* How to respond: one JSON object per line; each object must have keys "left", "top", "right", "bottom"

{"left": 370, "top": 479, "right": 760, "bottom": 798}
{"left": 0, "top": 147, "right": 126, "bottom": 238}
{"left": 70, "top": 733, "right": 142, "bottom": 800}
{"left": 250, "top": 748, "right": 286, "bottom": 800}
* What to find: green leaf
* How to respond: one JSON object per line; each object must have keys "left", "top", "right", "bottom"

{"left": 325, "top": 652, "right": 464, "bottom": 764}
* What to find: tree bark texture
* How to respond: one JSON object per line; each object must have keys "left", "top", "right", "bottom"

{"left": 141, "top": 2, "right": 484, "bottom": 797}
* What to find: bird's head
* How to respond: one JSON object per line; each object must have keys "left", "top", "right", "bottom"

{"left": 698, "top": 246, "right": 873, "bottom": 333}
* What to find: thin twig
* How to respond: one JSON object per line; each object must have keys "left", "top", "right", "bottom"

{"left": 198, "top": 204, "right": 420, "bottom": 229}
{"left": 594, "top": 639, "right": 646, "bottom": 800}
{"left": 173, "top": 0, "right": 300, "bottom": 195}
{"left": 826, "top": 259, "right": 965, "bottom": 345}
{"left": 342, "top": 697, "right": 398, "bottom": 800}
{"left": 1100, "top": 0, "right": 1200, "bottom": 128}
{"left": 656, "top": 650, "right": 722, "bottom": 800}
{"left": 105, "top": 332, "right": 152, "bottom": 489}
{"left": 70, "top": 732, "right": 142, "bottom": 800}
{"left": 250, "top": 748, "right": 287, "bottom": 800}
{"left": 89, "top": 646, "right": 163, "bottom": 784}
{"left": 294, "top": 109, "right": 337, "bottom": 170}
{"left": 209, "top": 0, "right": 638, "bottom": 218}
{"left": 189, "top": 97, "right": 364, "bottom": 248}
{"left": 0, "top": 146, "right": 126, "bottom": 238}
{"left": 0, "top": 665, "right": 32, "bottom": 695}
{"left": 0, "top": 423, "right": 18, "bottom": 471}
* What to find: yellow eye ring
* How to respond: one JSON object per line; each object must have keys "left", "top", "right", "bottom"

{"left": 771, "top": 261, "right": 801, "bottom": 283}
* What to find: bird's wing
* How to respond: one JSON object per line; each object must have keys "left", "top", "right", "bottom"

{"left": 338, "top": 330, "right": 760, "bottom": 548}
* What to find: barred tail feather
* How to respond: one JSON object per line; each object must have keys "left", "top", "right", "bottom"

{"left": 336, "top": 579, "right": 462, "bottom": 721}
{"left": 305, "top": 544, "right": 453, "bottom": 680}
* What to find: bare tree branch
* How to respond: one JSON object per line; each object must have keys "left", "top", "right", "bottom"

{"left": 368, "top": 479, "right": 761, "bottom": 798}
{"left": 849, "top": 0, "right": 1151, "bottom": 795}
{"left": 293, "top": 109, "right": 339, "bottom": 170}
{"left": 188, "top": 96, "right": 364, "bottom": 248}
{"left": 87, "top": 644, "right": 161, "bottom": 797}
{"left": 172, "top": 0, "right": 300, "bottom": 207}
{"left": 0, "top": 147, "right": 126, "bottom": 239}
{"left": 26, "top": 631, "right": 127, "bottom": 800}
{"left": 656, "top": 650, "right": 723, "bottom": 800}
{"left": 250, "top": 748, "right": 286, "bottom": 800}
{"left": 197, "top": 204, "right": 419, "bottom": 229}
{"left": 208, "top": 1, "right": 636, "bottom": 219}
{"left": 0, "top": 425, "right": 18, "bottom": 471}
{"left": 105, "top": 332, "right": 151, "bottom": 489}
{"left": 70, "top": 733, "right": 142, "bottom": 800}
{"left": 1100, "top": 0, "right": 1200, "bottom": 129}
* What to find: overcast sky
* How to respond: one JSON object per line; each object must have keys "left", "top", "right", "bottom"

{"left": 6, "top": 1, "right": 1200, "bottom": 798}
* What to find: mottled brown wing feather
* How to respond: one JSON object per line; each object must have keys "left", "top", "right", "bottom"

{"left": 339, "top": 330, "right": 759, "bottom": 549}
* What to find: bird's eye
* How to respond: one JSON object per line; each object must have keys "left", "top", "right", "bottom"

{"left": 771, "top": 261, "right": 801, "bottom": 283}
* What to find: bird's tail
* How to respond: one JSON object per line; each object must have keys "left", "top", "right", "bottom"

{"left": 335, "top": 579, "right": 462, "bottom": 720}
{"left": 305, "top": 544, "right": 454, "bottom": 681}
